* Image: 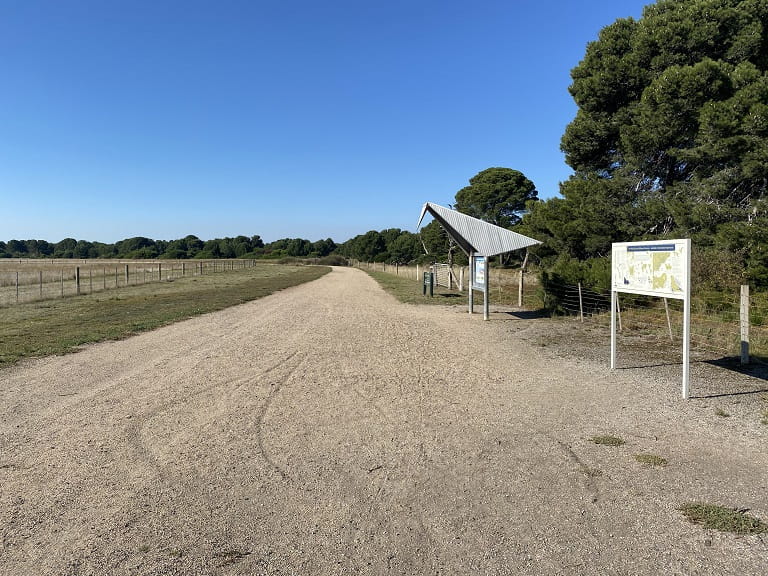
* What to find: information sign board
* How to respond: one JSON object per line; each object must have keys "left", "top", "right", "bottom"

{"left": 472, "top": 256, "right": 486, "bottom": 292}
{"left": 611, "top": 240, "right": 688, "bottom": 299}
{"left": 611, "top": 239, "right": 692, "bottom": 398}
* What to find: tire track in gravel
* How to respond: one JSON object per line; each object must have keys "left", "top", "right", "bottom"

{"left": 254, "top": 350, "right": 307, "bottom": 481}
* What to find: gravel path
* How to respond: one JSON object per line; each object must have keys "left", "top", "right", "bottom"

{"left": 1, "top": 266, "right": 766, "bottom": 575}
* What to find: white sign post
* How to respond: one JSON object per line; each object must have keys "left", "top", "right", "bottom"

{"left": 611, "top": 239, "right": 692, "bottom": 398}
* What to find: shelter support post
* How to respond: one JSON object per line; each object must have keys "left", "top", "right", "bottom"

{"left": 483, "top": 257, "right": 489, "bottom": 321}
{"left": 468, "top": 251, "right": 474, "bottom": 315}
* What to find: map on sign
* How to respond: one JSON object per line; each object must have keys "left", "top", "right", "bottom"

{"left": 612, "top": 240, "right": 688, "bottom": 299}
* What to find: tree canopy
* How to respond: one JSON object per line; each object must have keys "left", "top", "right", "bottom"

{"left": 525, "top": 0, "right": 768, "bottom": 290}
{"left": 454, "top": 167, "right": 538, "bottom": 228}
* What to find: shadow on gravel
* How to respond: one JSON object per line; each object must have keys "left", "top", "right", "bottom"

{"left": 504, "top": 310, "right": 549, "bottom": 320}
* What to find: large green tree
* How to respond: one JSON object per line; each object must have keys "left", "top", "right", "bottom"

{"left": 527, "top": 0, "right": 768, "bottom": 289}
{"left": 454, "top": 167, "right": 538, "bottom": 228}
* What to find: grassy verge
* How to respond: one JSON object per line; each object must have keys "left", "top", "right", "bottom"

{"left": 367, "top": 270, "right": 467, "bottom": 306}
{"left": 0, "top": 264, "right": 329, "bottom": 368}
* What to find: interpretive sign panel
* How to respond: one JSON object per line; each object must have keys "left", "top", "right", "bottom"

{"left": 611, "top": 240, "right": 688, "bottom": 299}
{"left": 611, "top": 239, "right": 692, "bottom": 398}
{"left": 472, "top": 256, "right": 486, "bottom": 292}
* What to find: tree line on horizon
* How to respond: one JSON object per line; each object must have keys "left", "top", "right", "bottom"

{"left": 5, "top": 0, "right": 766, "bottom": 300}
{"left": 0, "top": 235, "right": 339, "bottom": 261}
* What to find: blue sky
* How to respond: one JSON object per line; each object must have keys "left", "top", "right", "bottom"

{"left": 1, "top": 0, "right": 650, "bottom": 244}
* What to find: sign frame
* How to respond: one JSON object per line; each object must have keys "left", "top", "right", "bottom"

{"left": 610, "top": 239, "right": 692, "bottom": 398}
{"left": 468, "top": 253, "right": 490, "bottom": 320}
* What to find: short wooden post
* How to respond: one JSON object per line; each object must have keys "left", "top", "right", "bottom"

{"left": 39, "top": 270, "right": 43, "bottom": 299}
{"left": 16, "top": 271, "right": 19, "bottom": 303}
{"left": 741, "top": 284, "right": 750, "bottom": 365}
{"left": 182, "top": 262, "right": 186, "bottom": 276}
{"left": 60, "top": 270, "right": 64, "bottom": 297}
{"left": 115, "top": 266, "right": 118, "bottom": 287}
{"left": 578, "top": 282, "right": 584, "bottom": 322}
{"left": 158, "top": 263, "right": 162, "bottom": 281}
{"left": 76, "top": 266, "right": 81, "bottom": 295}
{"left": 89, "top": 268, "right": 93, "bottom": 293}
{"left": 103, "top": 267, "right": 106, "bottom": 290}
{"left": 125, "top": 265, "right": 129, "bottom": 286}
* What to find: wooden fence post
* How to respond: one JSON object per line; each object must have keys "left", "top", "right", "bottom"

{"left": 60, "top": 270, "right": 64, "bottom": 298}
{"left": 76, "top": 266, "right": 81, "bottom": 295}
{"left": 158, "top": 263, "right": 162, "bottom": 281}
{"left": 39, "top": 271, "right": 43, "bottom": 299}
{"left": 16, "top": 271, "right": 19, "bottom": 303}
{"left": 125, "top": 265, "right": 129, "bottom": 286}
{"left": 741, "top": 284, "right": 750, "bottom": 365}
{"left": 663, "top": 298, "right": 674, "bottom": 342}
{"left": 578, "top": 282, "right": 584, "bottom": 322}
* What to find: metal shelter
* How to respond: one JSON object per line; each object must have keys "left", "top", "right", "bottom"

{"left": 417, "top": 202, "right": 541, "bottom": 319}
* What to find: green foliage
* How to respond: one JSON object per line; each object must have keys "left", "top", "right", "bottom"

{"left": 589, "top": 435, "right": 625, "bottom": 447}
{"left": 339, "top": 229, "right": 424, "bottom": 264}
{"left": 680, "top": 502, "right": 768, "bottom": 534}
{"left": 454, "top": 167, "right": 538, "bottom": 227}
{"left": 527, "top": 0, "right": 768, "bottom": 301}
{"left": 1, "top": 233, "right": 338, "bottom": 262}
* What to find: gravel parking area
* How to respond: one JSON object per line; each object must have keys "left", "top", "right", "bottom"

{"left": 1, "top": 266, "right": 766, "bottom": 575}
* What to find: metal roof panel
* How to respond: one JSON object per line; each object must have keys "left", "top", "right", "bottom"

{"left": 417, "top": 202, "right": 540, "bottom": 256}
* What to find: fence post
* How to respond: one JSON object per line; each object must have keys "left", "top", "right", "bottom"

{"left": 16, "top": 271, "right": 19, "bottom": 303}
{"left": 578, "top": 282, "right": 584, "bottom": 322}
{"left": 61, "top": 270, "right": 64, "bottom": 298}
{"left": 125, "top": 265, "right": 129, "bottom": 286}
{"left": 663, "top": 298, "right": 674, "bottom": 342}
{"left": 76, "top": 266, "right": 81, "bottom": 295}
{"left": 741, "top": 284, "right": 750, "bottom": 365}
{"left": 89, "top": 268, "right": 93, "bottom": 293}
{"left": 158, "top": 263, "right": 162, "bottom": 281}
{"left": 39, "top": 270, "right": 43, "bottom": 299}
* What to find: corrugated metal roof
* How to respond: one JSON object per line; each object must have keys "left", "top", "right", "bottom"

{"left": 417, "top": 202, "right": 541, "bottom": 257}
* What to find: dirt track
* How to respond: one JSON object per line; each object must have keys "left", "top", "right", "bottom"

{"left": 1, "top": 266, "right": 767, "bottom": 575}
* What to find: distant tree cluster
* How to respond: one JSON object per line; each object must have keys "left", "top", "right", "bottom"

{"left": 0, "top": 235, "right": 338, "bottom": 261}
{"left": 338, "top": 229, "right": 423, "bottom": 264}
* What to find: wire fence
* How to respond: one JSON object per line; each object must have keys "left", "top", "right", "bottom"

{"left": 356, "top": 259, "right": 768, "bottom": 361}
{"left": 0, "top": 259, "right": 257, "bottom": 307}
{"left": 352, "top": 261, "right": 540, "bottom": 307}
{"left": 542, "top": 274, "right": 768, "bottom": 361}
